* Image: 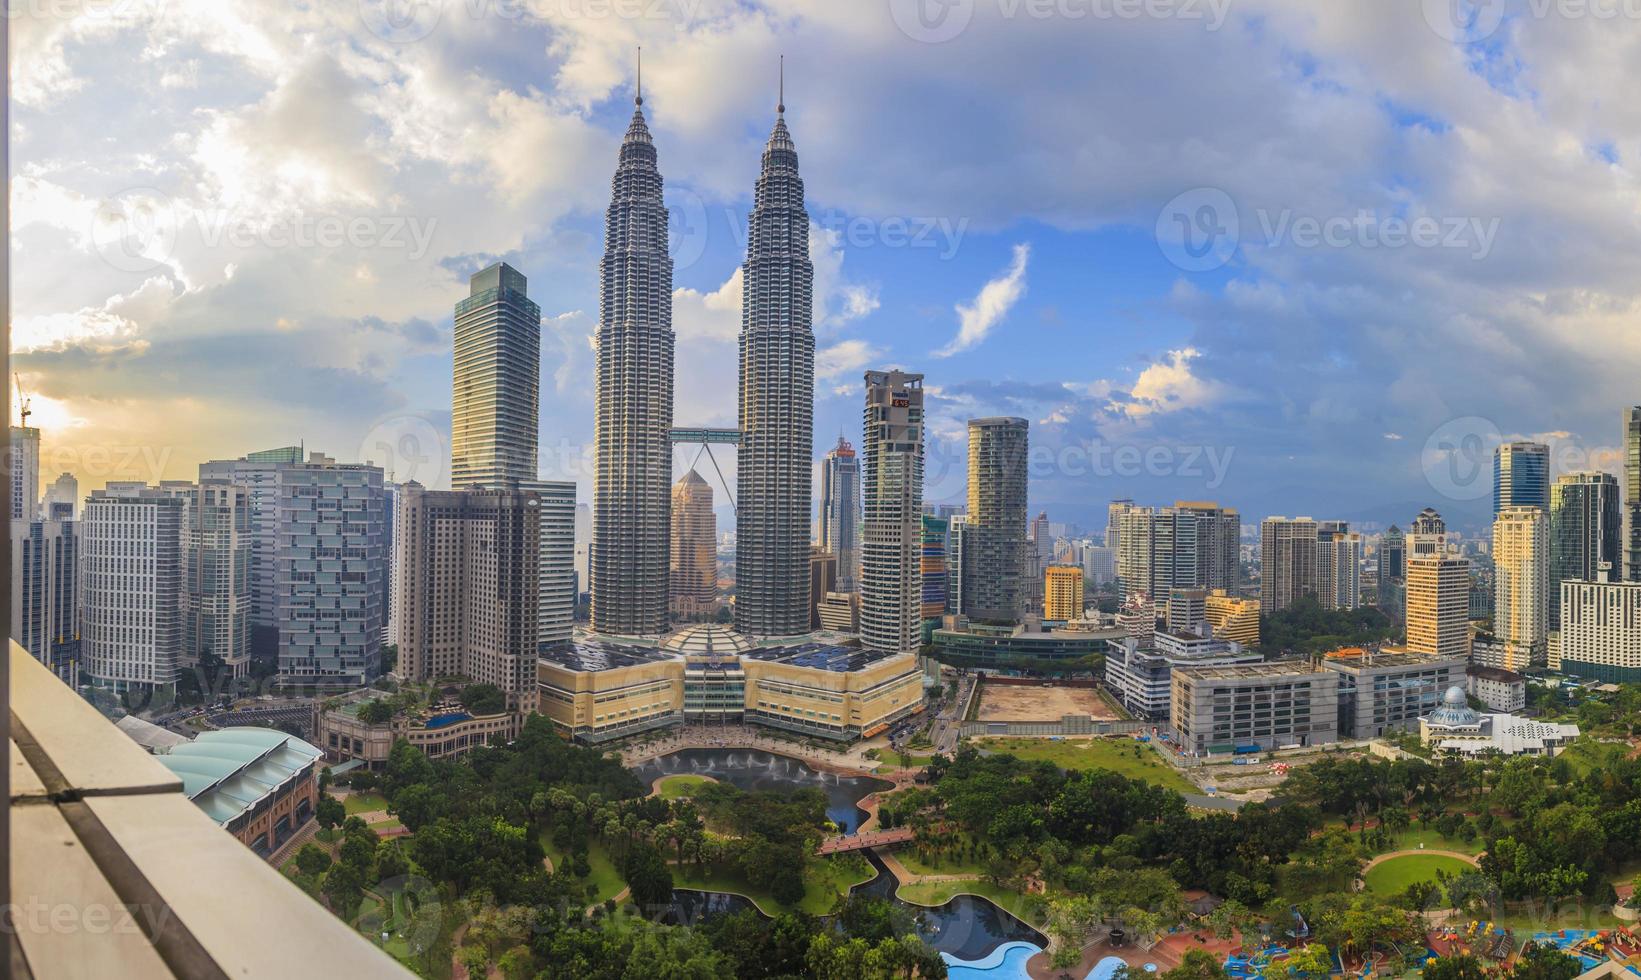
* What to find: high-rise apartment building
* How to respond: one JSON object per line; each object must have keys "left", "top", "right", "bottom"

{"left": 451, "top": 262, "right": 540, "bottom": 488}
{"left": 963, "top": 417, "right": 1029, "bottom": 623}
{"left": 1316, "top": 523, "right": 1363, "bottom": 610}
{"left": 392, "top": 484, "right": 540, "bottom": 710}
{"left": 1626, "top": 407, "right": 1641, "bottom": 580}
{"left": 1118, "top": 503, "right": 1240, "bottom": 603}
{"left": 10, "top": 424, "right": 39, "bottom": 523}
{"left": 1204, "top": 589, "right": 1260, "bottom": 646}
{"left": 529, "top": 480, "right": 576, "bottom": 646}
{"left": 591, "top": 89, "right": 674, "bottom": 636}
{"left": 859, "top": 370, "right": 924, "bottom": 656}
{"left": 948, "top": 514, "right": 969, "bottom": 616}
{"left": 1377, "top": 525, "right": 1405, "bottom": 615}
{"left": 1259, "top": 517, "right": 1319, "bottom": 613}
{"left": 1494, "top": 441, "right": 1550, "bottom": 518}
{"left": 1405, "top": 553, "right": 1471, "bottom": 659}
{"left": 669, "top": 471, "right": 717, "bottom": 620}
{"left": 10, "top": 511, "right": 80, "bottom": 683}
{"left": 819, "top": 436, "right": 861, "bottom": 592}
{"left": 1549, "top": 471, "right": 1621, "bottom": 629}
{"left": 199, "top": 445, "right": 306, "bottom": 633}
{"left": 82, "top": 484, "right": 185, "bottom": 692}
{"left": 1176, "top": 501, "right": 1241, "bottom": 593}
{"left": 1106, "top": 499, "right": 1134, "bottom": 551}
{"left": 1044, "top": 565, "right": 1084, "bottom": 622}
{"left": 184, "top": 480, "right": 253, "bottom": 676}
{"left": 736, "top": 96, "right": 815, "bottom": 639}
{"left": 1560, "top": 579, "right": 1641, "bottom": 684}
{"left": 921, "top": 514, "right": 948, "bottom": 641}
{"left": 1493, "top": 505, "right": 1549, "bottom": 671}
{"left": 275, "top": 459, "right": 385, "bottom": 685}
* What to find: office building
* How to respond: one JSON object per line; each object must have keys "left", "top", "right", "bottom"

{"left": 82, "top": 484, "right": 186, "bottom": 691}
{"left": 963, "top": 417, "right": 1029, "bottom": 623}
{"left": 451, "top": 262, "right": 540, "bottom": 488}
{"left": 820, "top": 436, "right": 861, "bottom": 592}
{"left": 10, "top": 512, "right": 80, "bottom": 683}
{"left": 538, "top": 625, "right": 923, "bottom": 743}
{"left": 1044, "top": 565, "right": 1085, "bottom": 622}
{"left": 1466, "top": 664, "right": 1527, "bottom": 713}
{"left": 1106, "top": 499, "right": 1135, "bottom": 551}
{"left": 1559, "top": 579, "right": 1641, "bottom": 683}
{"left": 1081, "top": 543, "right": 1115, "bottom": 586}
{"left": 1408, "top": 507, "right": 1448, "bottom": 558}
{"left": 669, "top": 471, "right": 717, "bottom": 621}
{"left": 1377, "top": 525, "right": 1405, "bottom": 616}
{"left": 10, "top": 424, "right": 39, "bottom": 523}
{"left": 1176, "top": 501, "right": 1241, "bottom": 592}
{"left": 817, "top": 591, "right": 861, "bottom": 632}
{"left": 1494, "top": 441, "right": 1550, "bottom": 518}
{"left": 1028, "top": 511, "right": 1051, "bottom": 608}
{"left": 948, "top": 514, "right": 969, "bottom": 616}
{"left": 1166, "top": 587, "right": 1207, "bottom": 635}
{"left": 1104, "top": 633, "right": 1260, "bottom": 720}
{"left": 1493, "top": 505, "right": 1549, "bottom": 671}
{"left": 529, "top": 480, "right": 576, "bottom": 645}
{"left": 859, "top": 370, "right": 924, "bottom": 656}
{"left": 1119, "top": 502, "right": 1240, "bottom": 603}
{"left": 931, "top": 620, "right": 1123, "bottom": 670}
{"left": 809, "top": 547, "right": 838, "bottom": 632}
{"left": 392, "top": 484, "right": 539, "bottom": 710}
{"left": 921, "top": 514, "right": 948, "bottom": 641}
{"left": 184, "top": 480, "right": 253, "bottom": 677}
{"left": 199, "top": 445, "right": 306, "bottom": 640}
{"left": 1627, "top": 407, "right": 1641, "bottom": 580}
{"left": 1549, "top": 471, "right": 1621, "bottom": 628}
{"left": 275, "top": 459, "right": 386, "bottom": 686}
{"left": 1171, "top": 662, "right": 1340, "bottom": 754}
{"left": 1321, "top": 648, "right": 1465, "bottom": 739}
{"left": 1260, "top": 517, "right": 1319, "bottom": 613}
{"left": 44, "top": 471, "right": 77, "bottom": 518}
{"left": 1204, "top": 589, "right": 1260, "bottom": 646}
{"left": 736, "top": 95, "right": 815, "bottom": 639}
{"left": 591, "top": 90, "right": 675, "bottom": 637}
{"left": 1405, "top": 553, "right": 1471, "bottom": 660}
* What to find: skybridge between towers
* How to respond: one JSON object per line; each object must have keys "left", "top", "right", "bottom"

{"left": 670, "top": 427, "right": 741, "bottom": 512}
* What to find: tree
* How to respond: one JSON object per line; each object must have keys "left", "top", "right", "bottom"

{"left": 375, "top": 840, "right": 409, "bottom": 882}
{"left": 356, "top": 700, "right": 394, "bottom": 725}
{"left": 294, "top": 843, "right": 332, "bottom": 876}
{"left": 1511, "top": 943, "right": 1583, "bottom": 980}
{"left": 1284, "top": 944, "right": 1333, "bottom": 977}
{"left": 1162, "top": 949, "right": 1230, "bottom": 980}
{"left": 622, "top": 841, "right": 674, "bottom": 911}
{"left": 459, "top": 683, "right": 507, "bottom": 715}
{"left": 316, "top": 795, "right": 345, "bottom": 831}
{"left": 322, "top": 861, "right": 365, "bottom": 917}
{"left": 455, "top": 944, "right": 490, "bottom": 979}
{"left": 1424, "top": 955, "right": 1489, "bottom": 980}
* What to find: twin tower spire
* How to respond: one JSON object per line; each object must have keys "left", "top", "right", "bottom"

{"left": 590, "top": 52, "right": 816, "bottom": 639}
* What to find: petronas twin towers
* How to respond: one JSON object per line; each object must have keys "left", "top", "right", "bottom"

{"left": 589, "top": 69, "right": 814, "bottom": 638}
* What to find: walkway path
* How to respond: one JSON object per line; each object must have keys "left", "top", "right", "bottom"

{"left": 1361, "top": 848, "right": 1481, "bottom": 872}
{"left": 818, "top": 827, "right": 913, "bottom": 855}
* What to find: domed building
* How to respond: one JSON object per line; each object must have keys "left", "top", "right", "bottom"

{"left": 1424, "top": 685, "right": 1482, "bottom": 732}
{"left": 1419, "top": 684, "right": 1580, "bottom": 757}
{"left": 659, "top": 624, "right": 754, "bottom": 658}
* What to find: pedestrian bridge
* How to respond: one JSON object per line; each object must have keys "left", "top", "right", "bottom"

{"left": 816, "top": 827, "right": 915, "bottom": 855}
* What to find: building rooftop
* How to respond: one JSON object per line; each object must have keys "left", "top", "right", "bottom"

{"left": 9, "top": 642, "right": 407, "bottom": 977}
{"left": 540, "top": 637, "right": 679, "bottom": 672}
{"left": 660, "top": 624, "right": 754, "bottom": 657}
{"left": 154, "top": 728, "right": 324, "bottom": 826}
{"left": 1176, "top": 661, "right": 1323, "bottom": 681}
{"left": 1467, "top": 664, "right": 1526, "bottom": 684}
{"left": 1323, "top": 648, "right": 1466, "bottom": 672}
{"left": 115, "top": 714, "right": 190, "bottom": 751}
{"left": 745, "top": 641, "right": 901, "bottom": 672}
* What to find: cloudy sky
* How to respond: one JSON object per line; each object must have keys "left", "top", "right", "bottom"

{"left": 14, "top": 0, "right": 1641, "bottom": 533}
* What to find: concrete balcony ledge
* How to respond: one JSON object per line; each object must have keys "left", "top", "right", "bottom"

{"left": 9, "top": 642, "right": 411, "bottom": 979}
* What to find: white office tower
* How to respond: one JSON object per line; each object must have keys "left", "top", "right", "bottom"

{"left": 819, "top": 436, "right": 862, "bottom": 592}
{"left": 1493, "top": 506, "right": 1549, "bottom": 671}
{"left": 10, "top": 510, "right": 79, "bottom": 683}
{"left": 528, "top": 480, "right": 576, "bottom": 645}
{"left": 184, "top": 480, "right": 254, "bottom": 677}
{"left": 10, "top": 425, "right": 39, "bottom": 523}
{"left": 948, "top": 515, "right": 969, "bottom": 615}
{"left": 83, "top": 484, "right": 185, "bottom": 692}
{"left": 859, "top": 371, "right": 925, "bottom": 655}
{"left": 274, "top": 458, "right": 386, "bottom": 686}
{"left": 199, "top": 445, "right": 307, "bottom": 631}
{"left": 1559, "top": 579, "right": 1641, "bottom": 683}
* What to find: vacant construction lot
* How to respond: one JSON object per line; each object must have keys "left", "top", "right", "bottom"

{"left": 973, "top": 682, "right": 1121, "bottom": 722}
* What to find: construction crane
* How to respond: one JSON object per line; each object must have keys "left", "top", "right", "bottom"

{"left": 13, "top": 372, "right": 30, "bottom": 427}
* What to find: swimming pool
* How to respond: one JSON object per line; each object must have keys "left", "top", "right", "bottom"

{"left": 942, "top": 940, "right": 1040, "bottom": 979}
{"left": 1088, "top": 955, "right": 1131, "bottom": 980}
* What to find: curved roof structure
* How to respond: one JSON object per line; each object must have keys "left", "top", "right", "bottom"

{"left": 661, "top": 623, "right": 754, "bottom": 657}
{"left": 155, "top": 727, "right": 323, "bottom": 826}
{"left": 1425, "top": 685, "right": 1481, "bottom": 727}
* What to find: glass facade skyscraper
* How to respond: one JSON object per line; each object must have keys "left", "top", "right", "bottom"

{"left": 819, "top": 436, "right": 861, "bottom": 593}
{"left": 451, "top": 262, "right": 541, "bottom": 489}
{"left": 1549, "top": 470, "right": 1621, "bottom": 629}
{"left": 963, "top": 417, "right": 1029, "bottom": 623}
{"left": 1493, "top": 441, "right": 1550, "bottom": 517}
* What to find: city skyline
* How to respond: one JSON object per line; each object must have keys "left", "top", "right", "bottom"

{"left": 18, "top": 7, "right": 1641, "bottom": 532}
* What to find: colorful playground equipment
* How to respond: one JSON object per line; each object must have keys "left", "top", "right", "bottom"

{"left": 1224, "top": 944, "right": 1292, "bottom": 979}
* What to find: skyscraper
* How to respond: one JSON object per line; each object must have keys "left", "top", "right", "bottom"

{"left": 1493, "top": 441, "right": 1550, "bottom": 518}
{"left": 451, "top": 262, "right": 540, "bottom": 488}
{"left": 199, "top": 445, "right": 306, "bottom": 635}
{"left": 1106, "top": 499, "right": 1134, "bottom": 551}
{"left": 1494, "top": 505, "right": 1549, "bottom": 671}
{"left": 963, "top": 417, "right": 1029, "bottom": 623}
{"left": 10, "top": 510, "right": 80, "bottom": 683}
{"left": 44, "top": 471, "right": 76, "bottom": 519}
{"left": 819, "top": 436, "right": 861, "bottom": 592}
{"left": 1405, "top": 553, "right": 1471, "bottom": 659}
{"left": 1044, "top": 565, "right": 1084, "bottom": 621}
{"left": 1315, "top": 521, "right": 1362, "bottom": 611}
{"left": 10, "top": 424, "right": 39, "bottom": 523}
{"left": 591, "top": 83, "right": 674, "bottom": 636}
{"left": 531, "top": 480, "right": 576, "bottom": 645}
{"left": 669, "top": 471, "right": 716, "bottom": 620}
{"left": 859, "top": 370, "right": 924, "bottom": 656}
{"left": 1377, "top": 525, "right": 1405, "bottom": 615}
{"left": 736, "top": 82, "right": 815, "bottom": 638}
{"left": 184, "top": 480, "right": 253, "bottom": 677}
{"left": 1407, "top": 507, "right": 1448, "bottom": 558}
{"left": 1259, "top": 517, "right": 1319, "bottom": 613}
{"left": 82, "top": 484, "right": 185, "bottom": 692}
{"left": 948, "top": 514, "right": 969, "bottom": 616}
{"left": 1549, "top": 471, "right": 1621, "bottom": 628}
{"left": 393, "top": 484, "right": 540, "bottom": 710}
{"left": 920, "top": 514, "right": 948, "bottom": 642}
{"left": 1626, "top": 407, "right": 1641, "bottom": 580}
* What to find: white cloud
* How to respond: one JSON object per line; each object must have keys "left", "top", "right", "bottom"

{"left": 816, "top": 339, "right": 884, "bottom": 382}
{"left": 1114, "top": 348, "right": 1225, "bottom": 419}
{"left": 933, "top": 243, "right": 1029, "bottom": 358}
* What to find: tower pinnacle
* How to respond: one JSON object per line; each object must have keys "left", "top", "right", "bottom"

{"left": 636, "top": 46, "right": 643, "bottom": 106}
{"left": 777, "top": 54, "right": 784, "bottom": 114}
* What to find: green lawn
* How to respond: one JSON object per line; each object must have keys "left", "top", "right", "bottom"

{"left": 371, "top": 818, "right": 404, "bottom": 835}
{"left": 974, "top": 737, "right": 1199, "bottom": 795}
{"left": 343, "top": 791, "right": 390, "bottom": 815}
{"left": 896, "top": 834, "right": 990, "bottom": 877}
{"left": 655, "top": 774, "right": 717, "bottom": 799}
{"left": 1560, "top": 739, "right": 1629, "bottom": 776}
{"left": 584, "top": 841, "right": 626, "bottom": 904}
{"left": 896, "top": 878, "right": 1046, "bottom": 926}
{"left": 669, "top": 854, "right": 877, "bottom": 916}
{"left": 1364, "top": 854, "right": 1474, "bottom": 894}
{"left": 1380, "top": 828, "right": 1486, "bottom": 856}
